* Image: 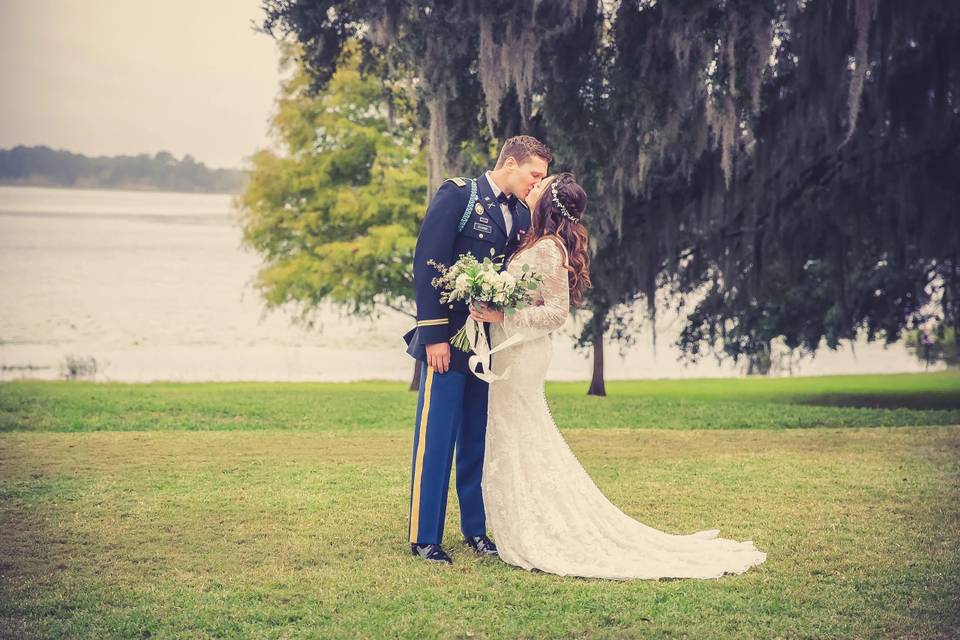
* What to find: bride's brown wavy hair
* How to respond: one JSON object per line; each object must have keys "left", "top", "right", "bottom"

{"left": 515, "top": 172, "right": 592, "bottom": 307}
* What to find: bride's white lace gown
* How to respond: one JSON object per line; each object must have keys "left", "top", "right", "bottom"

{"left": 483, "top": 236, "right": 768, "bottom": 580}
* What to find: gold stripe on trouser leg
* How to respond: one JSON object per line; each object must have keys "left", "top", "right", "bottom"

{"left": 409, "top": 365, "right": 434, "bottom": 543}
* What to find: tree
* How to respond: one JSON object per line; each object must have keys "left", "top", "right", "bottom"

{"left": 259, "top": 0, "right": 960, "bottom": 391}
{"left": 236, "top": 41, "right": 427, "bottom": 388}
{"left": 600, "top": 0, "right": 960, "bottom": 371}
{"left": 259, "top": 0, "right": 615, "bottom": 390}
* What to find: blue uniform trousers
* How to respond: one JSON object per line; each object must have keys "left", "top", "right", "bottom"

{"left": 407, "top": 360, "right": 489, "bottom": 545}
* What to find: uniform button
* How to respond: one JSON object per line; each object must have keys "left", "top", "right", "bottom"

{"left": 490, "top": 247, "right": 495, "bottom": 255}
{"left": 449, "top": 304, "right": 454, "bottom": 309}
{"left": 478, "top": 233, "right": 484, "bottom": 239}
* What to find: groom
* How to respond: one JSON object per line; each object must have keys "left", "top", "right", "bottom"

{"left": 402, "top": 135, "right": 552, "bottom": 564}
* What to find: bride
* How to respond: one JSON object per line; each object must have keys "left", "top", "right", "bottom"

{"left": 468, "top": 172, "right": 768, "bottom": 580}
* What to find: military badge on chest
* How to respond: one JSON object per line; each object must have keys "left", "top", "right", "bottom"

{"left": 472, "top": 201, "right": 493, "bottom": 234}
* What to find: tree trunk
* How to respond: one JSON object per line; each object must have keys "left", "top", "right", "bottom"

{"left": 409, "top": 360, "right": 421, "bottom": 391}
{"left": 953, "top": 250, "right": 958, "bottom": 351}
{"left": 587, "top": 314, "right": 606, "bottom": 397}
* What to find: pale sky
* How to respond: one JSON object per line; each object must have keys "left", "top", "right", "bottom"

{"left": 0, "top": 0, "right": 284, "bottom": 169}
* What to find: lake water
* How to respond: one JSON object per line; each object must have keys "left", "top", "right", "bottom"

{"left": 0, "top": 185, "right": 938, "bottom": 382}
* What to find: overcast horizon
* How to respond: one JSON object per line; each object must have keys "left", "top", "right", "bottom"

{"left": 0, "top": 0, "right": 283, "bottom": 170}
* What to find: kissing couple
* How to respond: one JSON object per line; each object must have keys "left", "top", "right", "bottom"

{"left": 401, "top": 135, "right": 767, "bottom": 579}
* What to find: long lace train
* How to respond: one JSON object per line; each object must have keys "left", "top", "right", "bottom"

{"left": 481, "top": 237, "right": 768, "bottom": 580}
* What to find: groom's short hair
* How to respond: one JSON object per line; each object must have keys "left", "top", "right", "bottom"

{"left": 495, "top": 135, "right": 553, "bottom": 169}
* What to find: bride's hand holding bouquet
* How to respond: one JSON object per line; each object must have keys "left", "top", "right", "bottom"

{"left": 427, "top": 253, "right": 542, "bottom": 353}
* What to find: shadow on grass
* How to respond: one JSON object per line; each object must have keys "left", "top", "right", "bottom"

{"left": 795, "top": 392, "right": 960, "bottom": 411}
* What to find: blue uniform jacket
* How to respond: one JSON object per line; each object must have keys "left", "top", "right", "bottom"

{"left": 402, "top": 173, "right": 531, "bottom": 374}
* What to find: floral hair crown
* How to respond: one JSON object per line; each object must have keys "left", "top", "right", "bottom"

{"left": 551, "top": 180, "right": 580, "bottom": 224}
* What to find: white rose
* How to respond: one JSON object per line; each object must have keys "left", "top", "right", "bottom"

{"left": 454, "top": 273, "right": 470, "bottom": 293}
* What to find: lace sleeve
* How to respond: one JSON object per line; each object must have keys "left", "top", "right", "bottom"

{"left": 503, "top": 238, "right": 569, "bottom": 336}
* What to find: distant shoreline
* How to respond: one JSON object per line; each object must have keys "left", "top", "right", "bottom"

{"left": 0, "top": 145, "right": 248, "bottom": 195}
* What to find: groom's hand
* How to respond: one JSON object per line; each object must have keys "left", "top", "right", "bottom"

{"left": 425, "top": 342, "right": 451, "bottom": 373}
{"left": 470, "top": 303, "right": 504, "bottom": 324}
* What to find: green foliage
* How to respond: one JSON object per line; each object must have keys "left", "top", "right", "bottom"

{"left": 259, "top": 0, "right": 960, "bottom": 373}
{"left": 57, "top": 354, "right": 98, "bottom": 381}
{"left": 905, "top": 325, "right": 959, "bottom": 368}
{"left": 236, "top": 41, "right": 426, "bottom": 321}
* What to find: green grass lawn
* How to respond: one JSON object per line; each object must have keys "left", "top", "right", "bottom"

{"left": 3, "top": 371, "right": 959, "bottom": 433}
{"left": 1, "top": 372, "right": 958, "bottom": 639}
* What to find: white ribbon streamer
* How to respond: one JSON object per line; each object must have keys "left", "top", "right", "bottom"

{"left": 462, "top": 316, "right": 526, "bottom": 383}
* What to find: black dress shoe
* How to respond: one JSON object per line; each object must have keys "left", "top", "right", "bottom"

{"left": 463, "top": 534, "right": 499, "bottom": 557}
{"left": 410, "top": 543, "right": 452, "bottom": 564}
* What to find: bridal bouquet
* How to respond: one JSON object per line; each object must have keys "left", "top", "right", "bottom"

{"left": 427, "top": 253, "right": 544, "bottom": 352}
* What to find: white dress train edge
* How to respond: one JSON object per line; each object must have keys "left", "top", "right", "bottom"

{"left": 482, "top": 236, "right": 768, "bottom": 580}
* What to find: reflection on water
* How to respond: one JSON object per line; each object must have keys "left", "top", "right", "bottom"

{"left": 0, "top": 185, "right": 938, "bottom": 382}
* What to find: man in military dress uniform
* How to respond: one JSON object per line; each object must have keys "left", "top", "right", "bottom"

{"left": 402, "top": 135, "right": 553, "bottom": 564}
